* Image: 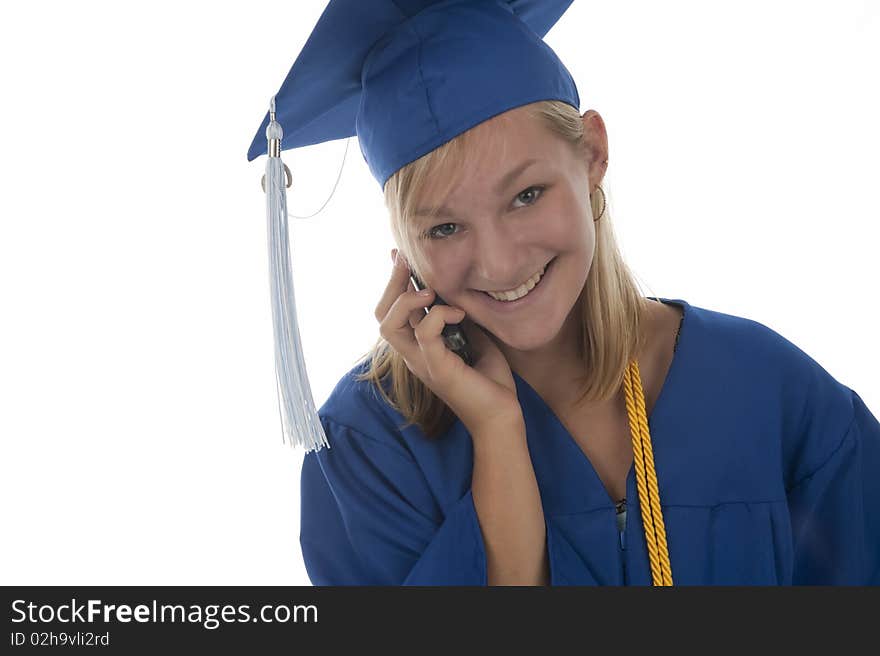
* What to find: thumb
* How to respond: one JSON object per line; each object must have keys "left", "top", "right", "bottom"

{"left": 460, "top": 319, "right": 494, "bottom": 358}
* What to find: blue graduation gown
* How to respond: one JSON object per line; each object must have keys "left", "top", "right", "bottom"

{"left": 299, "top": 298, "right": 880, "bottom": 585}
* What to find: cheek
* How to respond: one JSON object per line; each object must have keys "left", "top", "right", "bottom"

{"left": 539, "top": 187, "right": 588, "bottom": 229}
{"left": 533, "top": 207, "right": 591, "bottom": 248}
{"left": 421, "top": 249, "right": 470, "bottom": 291}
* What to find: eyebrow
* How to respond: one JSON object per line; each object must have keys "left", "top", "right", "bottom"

{"left": 413, "top": 158, "right": 541, "bottom": 219}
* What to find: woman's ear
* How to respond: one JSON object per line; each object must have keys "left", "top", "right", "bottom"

{"left": 581, "top": 110, "right": 609, "bottom": 189}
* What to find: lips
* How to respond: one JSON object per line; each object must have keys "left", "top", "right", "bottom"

{"left": 485, "top": 264, "right": 547, "bottom": 301}
{"left": 478, "top": 257, "right": 556, "bottom": 310}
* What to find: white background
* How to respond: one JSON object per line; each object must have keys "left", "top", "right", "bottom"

{"left": 1, "top": 1, "right": 877, "bottom": 585}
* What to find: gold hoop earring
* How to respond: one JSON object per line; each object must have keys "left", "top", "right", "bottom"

{"left": 592, "top": 184, "right": 606, "bottom": 222}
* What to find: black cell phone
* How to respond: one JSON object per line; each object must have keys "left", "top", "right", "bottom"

{"left": 409, "top": 272, "right": 475, "bottom": 367}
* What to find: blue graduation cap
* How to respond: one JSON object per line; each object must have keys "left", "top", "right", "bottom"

{"left": 248, "top": 0, "right": 580, "bottom": 452}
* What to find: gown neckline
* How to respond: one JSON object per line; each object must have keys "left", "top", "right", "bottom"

{"left": 509, "top": 297, "right": 690, "bottom": 511}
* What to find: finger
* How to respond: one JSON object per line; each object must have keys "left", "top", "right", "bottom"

{"left": 374, "top": 248, "right": 416, "bottom": 322}
{"left": 408, "top": 307, "right": 425, "bottom": 330}
{"left": 413, "top": 304, "right": 467, "bottom": 378}
{"left": 380, "top": 287, "right": 436, "bottom": 358}
{"left": 393, "top": 270, "right": 428, "bottom": 331}
{"left": 407, "top": 279, "right": 427, "bottom": 329}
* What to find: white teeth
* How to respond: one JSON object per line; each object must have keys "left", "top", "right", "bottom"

{"left": 486, "top": 265, "right": 546, "bottom": 302}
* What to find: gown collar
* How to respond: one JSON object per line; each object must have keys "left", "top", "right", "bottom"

{"left": 510, "top": 297, "right": 691, "bottom": 516}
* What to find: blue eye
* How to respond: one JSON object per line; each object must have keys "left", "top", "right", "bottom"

{"left": 512, "top": 185, "right": 545, "bottom": 208}
{"left": 426, "top": 223, "right": 458, "bottom": 240}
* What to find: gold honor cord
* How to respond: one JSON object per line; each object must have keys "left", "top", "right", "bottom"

{"left": 623, "top": 360, "right": 673, "bottom": 586}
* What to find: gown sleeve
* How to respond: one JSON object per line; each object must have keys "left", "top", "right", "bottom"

{"left": 299, "top": 415, "right": 488, "bottom": 585}
{"left": 786, "top": 390, "right": 880, "bottom": 584}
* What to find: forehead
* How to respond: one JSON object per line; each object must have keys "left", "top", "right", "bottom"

{"left": 463, "top": 105, "right": 552, "bottom": 160}
{"left": 416, "top": 106, "right": 564, "bottom": 206}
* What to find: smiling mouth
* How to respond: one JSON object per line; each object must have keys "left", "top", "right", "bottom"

{"left": 480, "top": 257, "right": 555, "bottom": 302}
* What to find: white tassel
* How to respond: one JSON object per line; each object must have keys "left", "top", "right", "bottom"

{"left": 264, "top": 96, "right": 330, "bottom": 452}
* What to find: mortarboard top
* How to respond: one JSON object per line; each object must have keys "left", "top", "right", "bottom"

{"left": 247, "top": 0, "right": 580, "bottom": 188}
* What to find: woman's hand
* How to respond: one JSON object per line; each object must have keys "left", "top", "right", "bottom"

{"left": 375, "top": 249, "right": 523, "bottom": 434}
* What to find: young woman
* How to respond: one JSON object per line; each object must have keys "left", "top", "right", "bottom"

{"left": 248, "top": 0, "right": 880, "bottom": 586}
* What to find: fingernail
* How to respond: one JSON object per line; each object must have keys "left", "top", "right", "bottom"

{"left": 395, "top": 251, "right": 408, "bottom": 268}
{"left": 417, "top": 289, "right": 432, "bottom": 296}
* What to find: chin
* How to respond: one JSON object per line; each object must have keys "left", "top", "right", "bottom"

{"left": 481, "top": 316, "right": 567, "bottom": 352}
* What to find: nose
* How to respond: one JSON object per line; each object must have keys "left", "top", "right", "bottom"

{"left": 472, "top": 221, "right": 530, "bottom": 289}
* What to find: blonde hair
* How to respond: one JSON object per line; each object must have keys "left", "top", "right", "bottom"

{"left": 354, "top": 100, "right": 653, "bottom": 437}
